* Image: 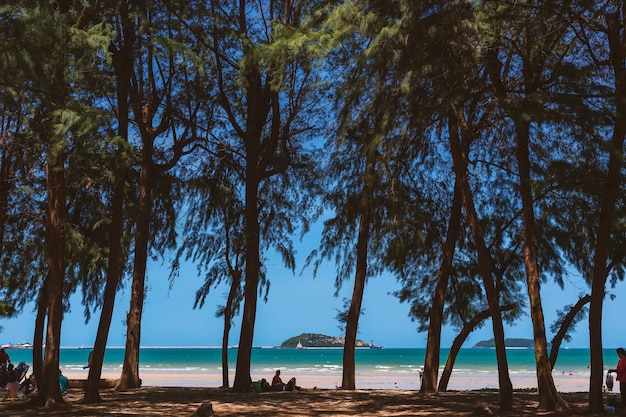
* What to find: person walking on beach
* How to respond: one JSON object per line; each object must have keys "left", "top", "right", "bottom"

{"left": 608, "top": 347, "right": 626, "bottom": 409}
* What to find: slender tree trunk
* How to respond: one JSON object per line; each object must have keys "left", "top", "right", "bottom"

{"left": 34, "top": 146, "right": 67, "bottom": 408}
{"left": 438, "top": 305, "right": 514, "bottom": 392}
{"left": 85, "top": 10, "right": 132, "bottom": 400}
{"left": 85, "top": 152, "right": 126, "bottom": 399}
{"left": 448, "top": 112, "right": 513, "bottom": 411}
{"left": 514, "top": 120, "right": 565, "bottom": 410}
{"left": 116, "top": 136, "right": 153, "bottom": 390}
{"left": 421, "top": 183, "right": 462, "bottom": 393}
{"left": 341, "top": 149, "right": 375, "bottom": 390}
{"left": 232, "top": 146, "right": 261, "bottom": 392}
{"left": 549, "top": 295, "right": 590, "bottom": 369}
{"left": 32, "top": 288, "right": 47, "bottom": 383}
{"left": 589, "top": 11, "right": 626, "bottom": 413}
{"left": 221, "top": 270, "right": 241, "bottom": 388}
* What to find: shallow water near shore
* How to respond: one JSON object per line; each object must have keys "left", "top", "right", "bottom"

{"left": 3, "top": 347, "right": 616, "bottom": 391}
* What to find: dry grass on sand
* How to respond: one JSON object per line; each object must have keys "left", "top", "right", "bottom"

{"left": 0, "top": 387, "right": 604, "bottom": 416}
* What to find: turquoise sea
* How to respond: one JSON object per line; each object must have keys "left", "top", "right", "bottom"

{"left": 2, "top": 347, "right": 617, "bottom": 377}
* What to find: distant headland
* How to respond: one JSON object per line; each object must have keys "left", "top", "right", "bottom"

{"left": 473, "top": 338, "right": 549, "bottom": 348}
{"left": 280, "top": 333, "right": 369, "bottom": 348}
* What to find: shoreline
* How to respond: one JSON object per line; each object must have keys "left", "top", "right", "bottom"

{"left": 62, "top": 368, "right": 595, "bottom": 393}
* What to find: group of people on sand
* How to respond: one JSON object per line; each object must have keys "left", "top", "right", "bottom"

{"left": 0, "top": 348, "right": 39, "bottom": 399}
{"left": 0, "top": 348, "right": 37, "bottom": 399}
{"left": 0, "top": 347, "right": 71, "bottom": 399}
{"left": 254, "top": 370, "right": 305, "bottom": 393}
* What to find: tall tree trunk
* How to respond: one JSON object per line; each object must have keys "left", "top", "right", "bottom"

{"left": 85, "top": 174, "right": 124, "bottom": 399}
{"left": 421, "top": 183, "right": 462, "bottom": 393}
{"left": 232, "top": 146, "right": 261, "bottom": 392}
{"left": 514, "top": 120, "right": 565, "bottom": 410}
{"left": 34, "top": 146, "right": 67, "bottom": 408}
{"left": 589, "top": 11, "right": 626, "bottom": 413}
{"left": 116, "top": 136, "right": 153, "bottom": 390}
{"left": 448, "top": 112, "right": 513, "bottom": 411}
{"left": 341, "top": 149, "right": 375, "bottom": 390}
{"left": 85, "top": 8, "right": 132, "bottom": 400}
{"left": 438, "top": 305, "right": 514, "bottom": 392}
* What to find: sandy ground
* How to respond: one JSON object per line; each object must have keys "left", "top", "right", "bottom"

{"left": 57, "top": 368, "right": 597, "bottom": 392}
{"left": 0, "top": 386, "right": 609, "bottom": 416}
{"left": 1, "top": 371, "right": 618, "bottom": 416}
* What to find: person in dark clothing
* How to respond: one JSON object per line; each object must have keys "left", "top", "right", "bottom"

{"left": 0, "top": 348, "right": 10, "bottom": 367}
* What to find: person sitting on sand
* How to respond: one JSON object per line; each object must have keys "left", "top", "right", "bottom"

{"left": 18, "top": 373, "right": 37, "bottom": 397}
{"left": 271, "top": 370, "right": 300, "bottom": 391}
{"left": 4, "top": 363, "right": 18, "bottom": 398}
{"left": 59, "top": 369, "right": 69, "bottom": 394}
{"left": 608, "top": 347, "right": 626, "bottom": 408}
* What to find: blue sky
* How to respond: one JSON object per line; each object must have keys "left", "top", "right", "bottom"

{"left": 0, "top": 242, "right": 620, "bottom": 350}
{"left": 0, "top": 218, "right": 621, "bottom": 349}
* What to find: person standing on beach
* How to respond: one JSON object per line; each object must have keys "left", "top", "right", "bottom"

{"left": 608, "top": 347, "right": 626, "bottom": 409}
{"left": 0, "top": 348, "right": 10, "bottom": 367}
{"left": 83, "top": 351, "right": 93, "bottom": 369}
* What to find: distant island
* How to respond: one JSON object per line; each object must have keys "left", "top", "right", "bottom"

{"left": 280, "top": 333, "right": 369, "bottom": 348}
{"left": 473, "top": 338, "right": 549, "bottom": 348}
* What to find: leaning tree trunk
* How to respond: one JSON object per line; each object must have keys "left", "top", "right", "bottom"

{"left": 85, "top": 165, "right": 126, "bottom": 400}
{"left": 448, "top": 111, "right": 513, "bottom": 411}
{"left": 341, "top": 148, "right": 375, "bottom": 390}
{"left": 549, "top": 295, "right": 590, "bottom": 369}
{"left": 438, "top": 305, "right": 514, "bottom": 392}
{"left": 514, "top": 120, "right": 565, "bottom": 411}
{"left": 589, "top": 12, "right": 626, "bottom": 412}
{"left": 421, "top": 184, "right": 462, "bottom": 393}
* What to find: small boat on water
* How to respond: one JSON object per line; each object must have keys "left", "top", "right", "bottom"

{"left": 369, "top": 341, "right": 383, "bottom": 349}
{"left": 296, "top": 341, "right": 305, "bottom": 349}
{"left": 2, "top": 341, "right": 34, "bottom": 350}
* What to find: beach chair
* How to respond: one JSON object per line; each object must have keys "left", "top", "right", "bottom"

{"left": 14, "top": 362, "right": 28, "bottom": 384}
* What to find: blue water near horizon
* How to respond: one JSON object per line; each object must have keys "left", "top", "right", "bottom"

{"left": 1, "top": 347, "right": 616, "bottom": 377}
